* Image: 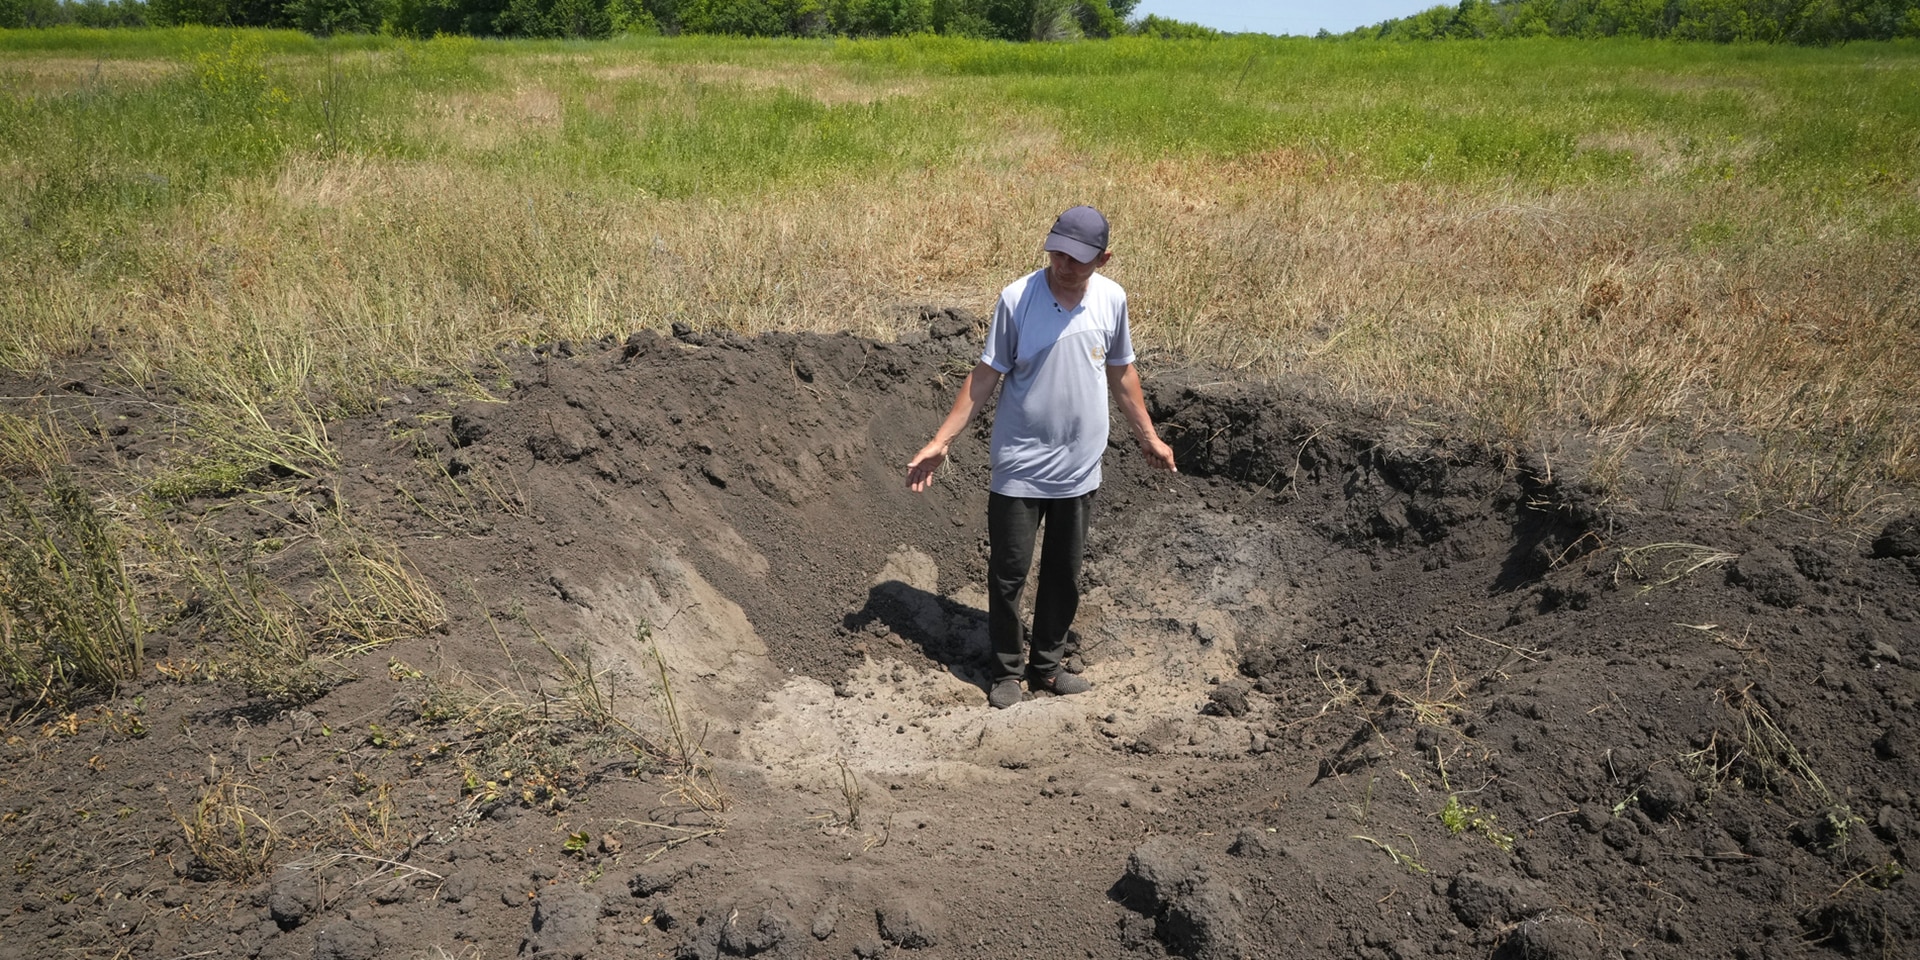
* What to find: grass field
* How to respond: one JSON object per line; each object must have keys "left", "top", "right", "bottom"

{"left": 3, "top": 28, "right": 1917, "bottom": 514}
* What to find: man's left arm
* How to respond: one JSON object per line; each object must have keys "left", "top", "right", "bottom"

{"left": 1107, "top": 363, "right": 1177, "bottom": 472}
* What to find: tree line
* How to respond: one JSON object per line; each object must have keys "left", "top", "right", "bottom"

{"left": 1354, "top": 0, "right": 1920, "bottom": 42}
{"left": 4, "top": 0, "right": 1916, "bottom": 41}
{"left": 0, "top": 0, "right": 1225, "bottom": 39}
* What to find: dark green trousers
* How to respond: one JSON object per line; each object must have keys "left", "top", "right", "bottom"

{"left": 986, "top": 491, "right": 1093, "bottom": 683}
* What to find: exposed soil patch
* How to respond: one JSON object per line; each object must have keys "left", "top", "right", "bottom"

{"left": 3, "top": 315, "right": 1917, "bottom": 960}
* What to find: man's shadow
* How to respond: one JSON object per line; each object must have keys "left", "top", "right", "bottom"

{"left": 844, "top": 581, "right": 994, "bottom": 692}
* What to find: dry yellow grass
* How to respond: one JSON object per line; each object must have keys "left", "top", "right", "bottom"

{"left": 0, "top": 56, "right": 179, "bottom": 94}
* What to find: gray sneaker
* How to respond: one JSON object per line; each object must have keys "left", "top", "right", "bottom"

{"left": 988, "top": 678, "right": 1024, "bottom": 709}
{"left": 1028, "top": 671, "right": 1092, "bottom": 697}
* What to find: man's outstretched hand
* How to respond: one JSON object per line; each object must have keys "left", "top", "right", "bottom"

{"left": 905, "top": 443, "right": 948, "bottom": 492}
{"left": 1140, "top": 435, "right": 1178, "bottom": 473}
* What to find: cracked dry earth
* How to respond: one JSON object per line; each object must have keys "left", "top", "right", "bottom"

{"left": 3, "top": 310, "right": 1919, "bottom": 960}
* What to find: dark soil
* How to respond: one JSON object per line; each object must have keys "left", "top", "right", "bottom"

{"left": 3, "top": 313, "right": 1918, "bottom": 960}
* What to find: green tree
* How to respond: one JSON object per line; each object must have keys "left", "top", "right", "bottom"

{"left": 606, "top": 0, "right": 660, "bottom": 32}
{"left": 284, "top": 0, "right": 385, "bottom": 32}
{"left": 1072, "top": 0, "right": 1119, "bottom": 36}
{"left": 829, "top": 0, "right": 931, "bottom": 35}
{"left": 495, "top": 0, "right": 611, "bottom": 35}
{"left": 1130, "top": 12, "right": 1215, "bottom": 37}
{"left": 680, "top": 0, "right": 823, "bottom": 34}
{"left": 150, "top": 0, "right": 232, "bottom": 24}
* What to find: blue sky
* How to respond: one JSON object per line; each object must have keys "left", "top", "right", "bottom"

{"left": 1130, "top": 2, "right": 1447, "bottom": 36}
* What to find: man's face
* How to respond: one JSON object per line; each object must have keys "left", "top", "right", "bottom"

{"left": 1047, "top": 249, "right": 1111, "bottom": 287}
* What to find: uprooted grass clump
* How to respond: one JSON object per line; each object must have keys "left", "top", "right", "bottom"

{"left": 148, "top": 507, "right": 447, "bottom": 706}
{"left": 172, "top": 764, "right": 282, "bottom": 883}
{"left": 0, "top": 473, "right": 145, "bottom": 704}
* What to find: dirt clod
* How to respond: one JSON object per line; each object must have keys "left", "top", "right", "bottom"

{"left": 267, "top": 870, "right": 319, "bottom": 930}
{"left": 1490, "top": 914, "right": 1599, "bottom": 960}
{"left": 1872, "top": 513, "right": 1920, "bottom": 558}
{"left": 874, "top": 898, "right": 941, "bottom": 949}
{"left": 527, "top": 888, "right": 603, "bottom": 957}
{"left": 310, "top": 919, "right": 382, "bottom": 960}
{"left": 1447, "top": 873, "right": 1551, "bottom": 930}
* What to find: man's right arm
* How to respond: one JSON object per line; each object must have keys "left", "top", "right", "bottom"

{"left": 905, "top": 362, "right": 1002, "bottom": 492}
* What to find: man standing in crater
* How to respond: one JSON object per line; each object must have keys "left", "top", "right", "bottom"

{"left": 906, "top": 205, "right": 1179, "bottom": 709}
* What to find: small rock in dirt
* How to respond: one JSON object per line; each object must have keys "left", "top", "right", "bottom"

{"left": 719, "top": 903, "right": 794, "bottom": 956}
{"left": 1118, "top": 838, "right": 1245, "bottom": 960}
{"left": 1728, "top": 549, "right": 1806, "bottom": 608}
{"left": 448, "top": 410, "right": 491, "bottom": 448}
{"left": 852, "top": 939, "right": 887, "bottom": 959}
{"left": 1203, "top": 683, "right": 1251, "bottom": 718}
{"left": 1874, "top": 805, "right": 1911, "bottom": 843}
{"left": 1226, "top": 827, "right": 1273, "bottom": 858}
{"left": 1871, "top": 513, "right": 1920, "bottom": 558}
{"left": 929, "top": 308, "right": 982, "bottom": 340}
{"left": 1491, "top": 914, "right": 1599, "bottom": 960}
{"left": 1868, "top": 640, "right": 1902, "bottom": 666}
{"left": 103, "top": 898, "right": 142, "bottom": 936}
{"left": 1636, "top": 770, "right": 1696, "bottom": 822}
{"left": 1601, "top": 819, "right": 1641, "bottom": 855}
{"left": 627, "top": 867, "right": 682, "bottom": 898}
{"left": 1792, "top": 543, "right": 1837, "bottom": 581}
{"left": 1119, "top": 837, "right": 1207, "bottom": 908}
{"left": 1447, "top": 873, "right": 1551, "bottom": 929}
{"left": 1801, "top": 900, "right": 1895, "bottom": 957}
{"left": 311, "top": 919, "right": 382, "bottom": 960}
{"left": 1161, "top": 882, "right": 1246, "bottom": 960}
{"left": 1239, "top": 645, "right": 1279, "bottom": 680}
{"left": 876, "top": 898, "right": 942, "bottom": 949}
{"left": 526, "top": 888, "right": 603, "bottom": 958}
{"left": 267, "top": 870, "right": 319, "bottom": 930}
{"left": 441, "top": 871, "right": 477, "bottom": 903}
{"left": 811, "top": 900, "right": 838, "bottom": 940}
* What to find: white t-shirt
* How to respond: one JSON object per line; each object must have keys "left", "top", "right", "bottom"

{"left": 980, "top": 268, "right": 1136, "bottom": 498}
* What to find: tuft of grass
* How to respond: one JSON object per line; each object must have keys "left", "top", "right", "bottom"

{"left": 174, "top": 766, "right": 280, "bottom": 882}
{"left": 1390, "top": 647, "right": 1471, "bottom": 727}
{"left": 835, "top": 755, "right": 863, "bottom": 829}
{"left": 0, "top": 473, "right": 145, "bottom": 703}
{"left": 167, "top": 537, "right": 333, "bottom": 705}
{"left": 1438, "top": 793, "right": 1516, "bottom": 852}
{"left": 0, "top": 409, "right": 73, "bottom": 480}
{"left": 316, "top": 537, "right": 446, "bottom": 653}
{"left": 1352, "top": 833, "right": 1428, "bottom": 874}
{"left": 147, "top": 498, "right": 442, "bottom": 704}
{"left": 1615, "top": 541, "right": 1738, "bottom": 592}
{"left": 1718, "top": 683, "right": 1837, "bottom": 809}
{"left": 147, "top": 374, "right": 341, "bottom": 503}
{"left": 646, "top": 624, "right": 730, "bottom": 815}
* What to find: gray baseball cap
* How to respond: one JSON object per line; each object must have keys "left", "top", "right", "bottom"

{"left": 1043, "top": 205, "right": 1109, "bottom": 263}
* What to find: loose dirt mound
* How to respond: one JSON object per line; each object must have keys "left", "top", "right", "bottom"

{"left": 3, "top": 316, "right": 1917, "bottom": 960}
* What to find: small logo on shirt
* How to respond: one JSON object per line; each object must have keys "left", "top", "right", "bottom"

{"left": 1088, "top": 345, "right": 1106, "bottom": 368}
